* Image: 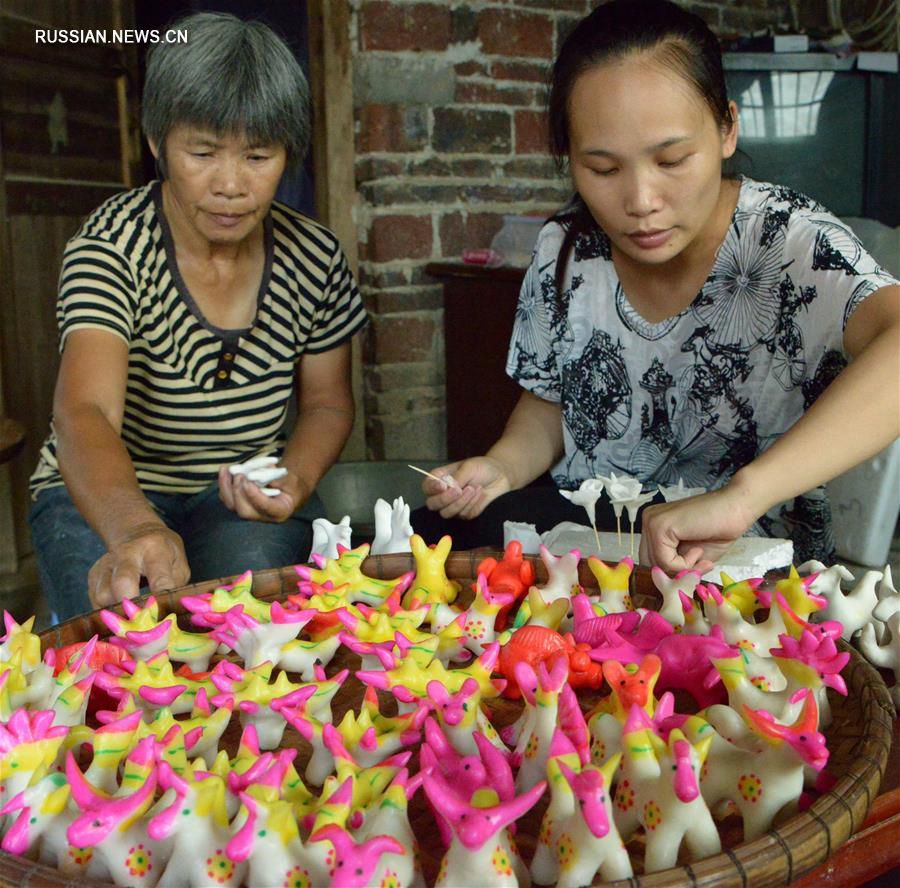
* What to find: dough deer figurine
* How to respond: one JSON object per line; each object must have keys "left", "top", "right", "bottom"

{"left": 426, "top": 676, "right": 507, "bottom": 755}
{"left": 432, "top": 572, "right": 514, "bottom": 656}
{"left": 615, "top": 707, "right": 719, "bottom": 873}
{"left": 532, "top": 730, "right": 630, "bottom": 887}
{"left": 422, "top": 766, "right": 546, "bottom": 888}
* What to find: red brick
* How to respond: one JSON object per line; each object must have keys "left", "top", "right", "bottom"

{"left": 357, "top": 104, "right": 427, "bottom": 154}
{"left": 439, "top": 212, "right": 504, "bottom": 258}
{"left": 515, "top": 109, "right": 549, "bottom": 154}
{"left": 366, "top": 314, "right": 439, "bottom": 364}
{"left": 361, "top": 1, "right": 452, "bottom": 52}
{"left": 490, "top": 60, "right": 551, "bottom": 83}
{"left": 455, "top": 61, "right": 488, "bottom": 77}
{"left": 477, "top": 8, "right": 553, "bottom": 58}
{"left": 455, "top": 81, "right": 539, "bottom": 106}
{"left": 369, "top": 214, "right": 433, "bottom": 263}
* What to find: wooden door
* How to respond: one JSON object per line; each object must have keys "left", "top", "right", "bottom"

{"left": 0, "top": 0, "right": 141, "bottom": 573}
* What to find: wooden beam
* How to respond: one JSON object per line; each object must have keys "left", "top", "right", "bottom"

{"left": 308, "top": 0, "right": 365, "bottom": 460}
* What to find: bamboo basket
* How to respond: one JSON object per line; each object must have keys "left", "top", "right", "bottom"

{"left": 3, "top": 552, "right": 894, "bottom": 888}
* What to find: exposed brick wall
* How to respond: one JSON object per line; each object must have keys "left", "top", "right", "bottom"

{"left": 351, "top": 0, "right": 811, "bottom": 461}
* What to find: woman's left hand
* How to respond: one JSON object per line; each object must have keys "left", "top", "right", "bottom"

{"left": 218, "top": 465, "right": 310, "bottom": 522}
{"left": 638, "top": 482, "right": 760, "bottom": 574}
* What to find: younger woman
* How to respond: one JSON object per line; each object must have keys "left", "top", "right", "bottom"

{"left": 421, "top": 0, "right": 899, "bottom": 573}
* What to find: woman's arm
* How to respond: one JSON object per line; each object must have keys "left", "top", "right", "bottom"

{"left": 219, "top": 340, "right": 355, "bottom": 518}
{"left": 640, "top": 284, "right": 900, "bottom": 572}
{"left": 423, "top": 389, "right": 564, "bottom": 519}
{"left": 52, "top": 329, "right": 190, "bottom": 606}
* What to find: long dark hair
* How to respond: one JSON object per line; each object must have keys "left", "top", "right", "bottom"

{"left": 548, "top": 0, "right": 736, "bottom": 294}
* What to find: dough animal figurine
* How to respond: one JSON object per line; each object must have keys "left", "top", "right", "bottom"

{"left": 182, "top": 570, "right": 272, "bottom": 626}
{"left": 65, "top": 742, "right": 174, "bottom": 888}
{"left": 227, "top": 787, "right": 329, "bottom": 888}
{"left": 328, "top": 685, "right": 427, "bottom": 769}
{"left": 586, "top": 557, "right": 635, "bottom": 613}
{"left": 422, "top": 766, "right": 546, "bottom": 888}
{"left": 513, "top": 655, "right": 584, "bottom": 793}
{"left": 310, "top": 515, "right": 353, "bottom": 560}
{"left": 404, "top": 534, "right": 461, "bottom": 609}
{"left": 616, "top": 708, "right": 719, "bottom": 873}
{"left": 532, "top": 732, "right": 630, "bottom": 887}
{"left": 296, "top": 543, "right": 414, "bottom": 609}
{"left": 512, "top": 586, "right": 570, "bottom": 632}
{"left": 0, "top": 709, "right": 69, "bottom": 810}
{"left": 309, "top": 823, "right": 405, "bottom": 888}
{"left": 147, "top": 761, "right": 246, "bottom": 888}
{"left": 371, "top": 496, "right": 414, "bottom": 556}
{"left": 426, "top": 677, "right": 507, "bottom": 755}
{"left": 536, "top": 546, "right": 582, "bottom": 603}
{"left": 711, "top": 652, "right": 809, "bottom": 724}
{"left": 210, "top": 601, "right": 314, "bottom": 670}
{"left": 812, "top": 567, "right": 882, "bottom": 641}
{"left": 432, "top": 572, "right": 514, "bottom": 656}
{"left": 0, "top": 770, "right": 101, "bottom": 879}
{"left": 857, "top": 612, "right": 900, "bottom": 706}
{"left": 650, "top": 567, "right": 702, "bottom": 626}
{"left": 476, "top": 540, "right": 536, "bottom": 629}
{"left": 574, "top": 610, "right": 673, "bottom": 664}
{"left": 699, "top": 584, "right": 789, "bottom": 655}
{"left": 773, "top": 567, "right": 827, "bottom": 626}
{"left": 686, "top": 689, "right": 828, "bottom": 841}
{"left": 355, "top": 768, "right": 426, "bottom": 888}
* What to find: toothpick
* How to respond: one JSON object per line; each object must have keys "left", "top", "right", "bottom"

{"left": 592, "top": 522, "right": 602, "bottom": 556}
{"left": 616, "top": 514, "right": 622, "bottom": 545}
{"left": 407, "top": 464, "right": 459, "bottom": 489}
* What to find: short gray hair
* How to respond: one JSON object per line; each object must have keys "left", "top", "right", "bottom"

{"left": 142, "top": 12, "right": 311, "bottom": 175}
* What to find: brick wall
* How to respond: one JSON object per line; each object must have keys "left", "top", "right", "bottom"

{"left": 350, "top": 1, "right": 810, "bottom": 461}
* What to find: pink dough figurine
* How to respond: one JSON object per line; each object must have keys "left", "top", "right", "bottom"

{"left": 310, "top": 824, "right": 405, "bottom": 888}
{"left": 65, "top": 741, "right": 174, "bottom": 888}
{"left": 147, "top": 760, "right": 246, "bottom": 888}
{"left": 422, "top": 766, "right": 546, "bottom": 888}
{"left": 615, "top": 708, "right": 719, "bottom": 873}
{"left": 182, "top": 570, "right": 272, "bottom": 627}
{"left": 426, "top": 677, "right": 507, "bottom": 756}
{"left": 532, "top": 731, "right": 631, "bottom": 887}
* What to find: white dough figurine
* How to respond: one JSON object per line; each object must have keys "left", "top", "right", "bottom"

{"left": 228, "top": 456, "right": 288, "bottom": 497}
{"left": 310, "top": 516, "right": 353, "bottom": 560}
{"left": 371, "top": 496, "right": 414, "bottom": 555}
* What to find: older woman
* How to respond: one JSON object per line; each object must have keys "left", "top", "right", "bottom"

{"left": 28, "top": 12, "right": 367, "bottom": 622}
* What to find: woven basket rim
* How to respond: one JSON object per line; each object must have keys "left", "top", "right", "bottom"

{"left": 5, "top": 554, "right": 894, "bottom": 888}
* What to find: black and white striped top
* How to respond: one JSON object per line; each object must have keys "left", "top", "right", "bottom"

{"left": 31, "top": 181, "right": 367, "bottom": 497}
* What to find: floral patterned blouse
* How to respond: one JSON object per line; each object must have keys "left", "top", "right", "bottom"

{"left": 506, "top": 178, "right": 897, "bottom": 561}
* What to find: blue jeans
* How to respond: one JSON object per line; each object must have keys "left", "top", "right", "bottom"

{"left": 28, "top": 482, "right": 325, "bottom": 624}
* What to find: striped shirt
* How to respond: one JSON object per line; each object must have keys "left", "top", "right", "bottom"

{"left": 31, "top": 181, "right": 367, "bottom": 497}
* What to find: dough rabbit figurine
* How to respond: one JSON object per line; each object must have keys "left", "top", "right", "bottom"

{"left": 857, "top": 612, "right": 900, "bottom": 707}
{"left": 371, "top": 496, "right": 415, "bottom": 556}
{"left": 650, "top": 566, "right": 702, "bottom": 626}
{"left": 431, "top": 572, "right": 514, "bottom": 656}
{"left": 308, "top": 823, "right": 405, "bottom": 888}
{"left": 426, "top": 677, "right": 508, "bottom": 755}
{"left": 586, "top": 557, "right": 635, "bottom": 613}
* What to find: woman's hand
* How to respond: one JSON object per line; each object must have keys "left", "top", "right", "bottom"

{"left": 422, "top": 456, "right": 513, "bottom": 520}
{"left": 638, "top": 481, "right": 760, "bottom": 574}
{"left": 218, "top": 465, "right": 311, "bottom": 523}
{"left": 88, "top": 523, "right": 189, "bottom": 609}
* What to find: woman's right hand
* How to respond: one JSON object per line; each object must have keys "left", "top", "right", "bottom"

{"left": 88, "top": 523, "right": 190, "bottom": 609}
{"left": 422, "top": 456, "right": 512, "bottom": 520}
